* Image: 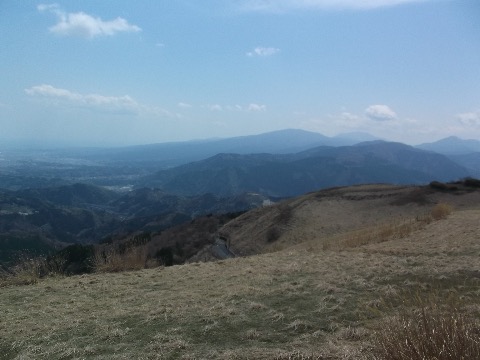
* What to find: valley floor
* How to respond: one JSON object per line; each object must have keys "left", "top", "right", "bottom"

{"left": 1, "top": 209, "right": 480, "bottom": 359}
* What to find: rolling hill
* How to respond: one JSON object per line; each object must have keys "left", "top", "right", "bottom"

{"left": 206, "top": 181, "right": 480, "bottom": 258}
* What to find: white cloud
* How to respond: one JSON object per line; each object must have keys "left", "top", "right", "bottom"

{"left": 247, "top": 103, "right": 267, "bottom": 112}
{"left": 26, "top": 84, "right": 136, "bottom": 110}
{"left": 225, "top": 105, "right": 242, "bottom": 111}
{"left": 38, "top": 4, "right": 141, "bottom": 38}
{"left": 319, "top": 111, "right": 365, "bottom": 130}
{"left": 339, "top": 111, "right": 362, "bottom": 122}
{"left": 247, "top": 46, "right": 280, "bottom": 57}
{"left": 25, "top": 84, "right": 171, "bottom": 117}
{"left": 37, "top": 3, "right": 59, "bottom": 12}
{"left": 365, "top": 104, "right": 397, "bottom": 121}
{"left": 178, "top": 102, "right": 192, "bottom": 108}
{"left": 456, "top": 111, "right": 480, "bottom": 127}
{"left": 240, "top": 0, "right": 429, "bottom": 12}
{"left": 204, "top": 103, "right": 267, "bottom": 112}
{"left": 209, "top": 104, "right": 223, "bottom": 111}
{"left": 302, "top": 108, "right": 480, "bottom": 145}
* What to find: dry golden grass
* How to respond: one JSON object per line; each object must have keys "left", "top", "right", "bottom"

{"left": 93, "top": 245, "right": 150, "bottom": 273}
{"left": 302, "top": 202, "right": 452, "bottom": 252}
{"left": 1, "top": 208, "right": 479, "bottom": 359}
{"left": 0, "top": 257, "right": 44, "bottom": 288}
{"left": 1, "top": 184, "right": 479, "bottom": 359}
{"left": 431, "top": 202, "right": 453, "bottom": 220}
{"left": 321, "top": 217, "right": 429, "bottom": 251}
{"left": 223, "top": 184, "right": 480, "bottom": 257}
{"left": 372, "top": 294, "right": 480, "bottom": 360}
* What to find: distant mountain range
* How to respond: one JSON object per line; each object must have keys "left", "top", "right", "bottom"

{"left": 417, "top": 136, "right": 480, "bottom": 155}
{"left": 50, "top": 129, "right": 380, "bottom": 168}
{"left": 416, "top": 136, "right": 480, "bottom": 177}
{"left": 1, "top": 129, "right": 479, "bottom": 269}
{"left": 1, "top": 129, "right": 478, "bottom": 200}
{"left": 140, "top": 141, "right": 470, "bottom": 197}
{"left": 3, "top": 130, "right": 479, "bottom": 190}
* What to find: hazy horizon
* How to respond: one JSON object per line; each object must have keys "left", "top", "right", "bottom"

{"left": 0, "top": 128, "right": 475, "bottom": 151}
{"left": 2, "top": 1, "right": 479, "bottom": 147}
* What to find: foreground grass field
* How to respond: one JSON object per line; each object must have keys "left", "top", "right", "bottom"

{"left": 1, "top": 208, "right": 480, "bottom": 359}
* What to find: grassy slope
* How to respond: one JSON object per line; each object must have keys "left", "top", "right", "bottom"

{"left": 219, "top": 184, "right": 480, "bottom": 256}
{"left": 1, "top": 205, "right": 480, "bottom": 359}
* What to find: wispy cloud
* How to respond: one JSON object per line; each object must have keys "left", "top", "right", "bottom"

{"left": 456, "top": 110, "right": 480, "bottom": 127}
{"left": 38, "top": 4, "right": 141, "bottom": 38}
{"left": 25, "top": 84, "right": 171, "bottom": 116}
{"left": 365, "top": 104, "right": 397, "bottom": 121}
{"left": 247, "top": 46, "right": 280, "bottom": 57}
{"left": 239, "top": 0, "right": 429, "bottom": 12}
{"left": 208, "top": 104, "right": 223, "bottom": 111}
{"left": 339, "top": 111, "right": 362, "bottom": 122}
{"left": 247, "top": 103, "right": 267, "bottom": 112}
{"left": 177, "top": 102, "right": 192, "bottom": 108}
{"left": 226, "top": 105, "right": 244, "bottom": 111}
{"left": 205, "top": 103, "right": 267, "bottom": 112}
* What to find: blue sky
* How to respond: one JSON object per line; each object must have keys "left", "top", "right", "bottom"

{"left": 1, "top": 0, "right": 479, "bottom": 147}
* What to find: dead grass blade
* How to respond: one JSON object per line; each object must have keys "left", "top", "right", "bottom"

{"left": 372, "top": 295, "right": 480, "bottom": 360}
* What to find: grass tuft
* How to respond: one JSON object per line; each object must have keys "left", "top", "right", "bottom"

{"left": 0, "top": 257, "right": 43, "bottom": 287}
{"left": 431, "top": 203, "right": 453, "bottom": 220}
{"left": 272, "top": 351, "right": 324, "bottom": 360}
{"left": 94, "top": 245, "right": 150, "bottom": 273}
{"left": 372, "top": 298, "right": 480, "bottom": 360}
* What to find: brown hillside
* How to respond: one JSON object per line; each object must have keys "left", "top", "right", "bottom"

{"left": 215, "top": 183, "right": 480, "bottom": 257}
{"left": 1, "top": 193, "right": 479, "bottom": 359}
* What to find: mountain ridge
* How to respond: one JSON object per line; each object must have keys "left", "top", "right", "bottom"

{"left": 140, "top": 141, "right": 470, "bottom": 197}
{"left": 417, "top": 136, "right": 480, "bottom": 155}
